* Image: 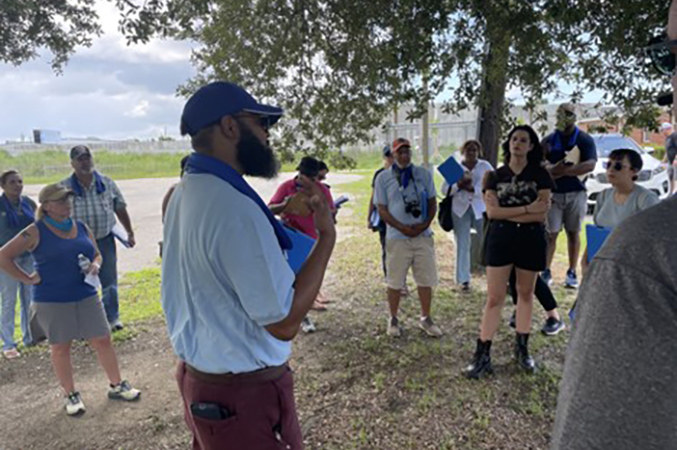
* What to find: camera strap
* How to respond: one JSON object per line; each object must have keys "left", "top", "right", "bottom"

{"left": 392, "top": 165, "right": 422, "bottom": 215}
{"left": 392, "top": 165, "right": 420, "bottom": 199}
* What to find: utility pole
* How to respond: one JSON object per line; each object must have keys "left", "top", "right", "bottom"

{"left": 421, "top": 78, "right": 430, "bottom": 170}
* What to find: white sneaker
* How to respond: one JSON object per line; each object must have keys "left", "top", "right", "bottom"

{"left": 387, "top": 317, "right": 402, "bottom": 337}
{"left": 300, "top": 317, "right": 316, "bottom": 333}
{"left": 564, "top": 269, "right": 579, "bottom": 289}
{"left": 108, "top": 380, "right": 141, "bottom": 401}
{"left": 419, "top": 317, "right": 443, "bottom": 337}
{"left": 65, "top": 391, "right": 86, "bottom": 416}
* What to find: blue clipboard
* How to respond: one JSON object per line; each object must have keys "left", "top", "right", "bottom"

{"left": 568, "top": 301, "right": 577, "bottom": 325}
{"left": 369, "top": 209, "right": 381, "bottom": 228}
{"left": 586, "top": 224, "right": 612, "bottom": 262}
{"left": 282, "top": 224, "right": 316, "bottom": 274}
{"left": 437, "top": 156, "right": 464, "bottom": 186}
{"left": 334, "top": 195, "right": 349, "bottom": 209}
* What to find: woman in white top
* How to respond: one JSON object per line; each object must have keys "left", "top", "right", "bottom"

{"left": 441, "top": 140, "right": 493, "bottom": 291}
{"left": 582, "top": 148, "right": 660, "bottom": 271}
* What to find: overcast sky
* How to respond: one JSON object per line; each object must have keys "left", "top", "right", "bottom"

{"left": 0, "top": 1, "right": 197, "bottom": 143}
{"left": 0, "top": 2, "right": 603, "bottom": 144}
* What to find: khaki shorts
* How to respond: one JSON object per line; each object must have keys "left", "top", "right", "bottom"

{"left": 546, "top": 191, "right": 587, "bottom": 234}
{"left": 385, "top": 236, "right": 438, "bottom": 289}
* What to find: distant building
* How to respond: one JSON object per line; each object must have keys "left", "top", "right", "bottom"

{"left": 577, "top": 111, "right": 671, "bottom": 148}
{"left": 32, "top": 129, "right": 61, "bottom": 144}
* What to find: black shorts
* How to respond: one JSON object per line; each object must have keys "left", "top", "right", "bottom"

{"left": 483, "top": 220, "right": 547, "bottom": 272}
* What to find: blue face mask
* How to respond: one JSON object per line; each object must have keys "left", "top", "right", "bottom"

{"left": 44, "top": 215, "right": 74, "bottom": 232}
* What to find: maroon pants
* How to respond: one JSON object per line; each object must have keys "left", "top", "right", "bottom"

{"left": 176, "top": 361, "right": 304, "bottom": 450}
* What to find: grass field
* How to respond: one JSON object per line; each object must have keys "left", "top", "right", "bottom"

{"left": 7, "top": 164, "right": 581, "bottom": 448}
{"left": 0, "top": 146, "right": 459, "bottom": 185}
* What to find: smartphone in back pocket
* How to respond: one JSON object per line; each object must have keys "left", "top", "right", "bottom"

{"left": 190, "top": 402, "right": 231, "bottom": 421}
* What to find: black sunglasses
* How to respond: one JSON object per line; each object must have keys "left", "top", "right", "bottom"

{"left": 644, "top": 35, "right": 677, "bottom": 76}
{"left": 604, "top": 161, "right": 629, "bottom": 171}
{"left": 234, "top": 113, "right": 273, "bottom": 131}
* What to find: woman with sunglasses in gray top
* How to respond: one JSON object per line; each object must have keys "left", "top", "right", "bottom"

{"left": 582, "top": 148, "right": 660, "bottom": 272}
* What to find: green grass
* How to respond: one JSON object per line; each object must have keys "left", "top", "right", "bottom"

{"left": 0, "top": 150, "right": 190, "bottom": 184}
{"left": 117, "top": 268, "right": 163, "bottom": 323}
{"left": 4, "top": 168, "right": 581, "bottom": 448}
{"left": 0, "top": 147, "right": 456, "bottom": 185}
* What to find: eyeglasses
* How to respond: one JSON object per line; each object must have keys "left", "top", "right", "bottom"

{"left": 604, "top": 161, "right": 630, "bottom": 171}
{"left": 51, "top": 196, "right": 74, "bottom": 205}
{"left": 234, "top": 113, "right": 273, "bottom": 132}
{"left": 644, "top": 35, "right": 677, "bottom": 76}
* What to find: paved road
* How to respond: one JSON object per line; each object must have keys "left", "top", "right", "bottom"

{"left": 23, "top": 173, "right": 362, "bottom": 274}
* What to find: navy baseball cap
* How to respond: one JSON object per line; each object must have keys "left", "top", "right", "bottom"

{"left": 180, "top": 81, "right": 283, "bottom": 137}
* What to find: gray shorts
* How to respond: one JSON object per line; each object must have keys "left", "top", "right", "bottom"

{"left": 546, "top": 191, "right": 587, "bottom": 234}
{"left": 31, "top": 295, "right": 110, "bottom": 345}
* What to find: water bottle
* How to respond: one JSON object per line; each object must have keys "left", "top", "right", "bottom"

{"left": 77, "top": 253, "right": 91, "bottom": 274}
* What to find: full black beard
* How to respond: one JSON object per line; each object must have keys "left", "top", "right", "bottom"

{"left": 235, "top": 121, "right": 279, "bottom": 179}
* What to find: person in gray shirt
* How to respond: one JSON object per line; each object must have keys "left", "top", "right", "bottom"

{"left": 550, "top": 197, "right": 676, "bottom": 449}
{"left": 581, "top": 149, "right": 660, "bottom": 271}
{"left": 374, "top": 137, "right": 442, "bottom": 338}
{"left": 661, "top": 122, "right": 677, "bottom": 194}
{"left": 551, "top": 3, "right": 677, "bottom": 447}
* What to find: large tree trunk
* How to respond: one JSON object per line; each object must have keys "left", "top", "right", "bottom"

{"left": 477, "top": 14, "right": 510, "bottom": 168}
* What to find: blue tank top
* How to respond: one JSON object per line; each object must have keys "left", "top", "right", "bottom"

{"left": 32, "top": 220, "right": 98, "bottom": 303}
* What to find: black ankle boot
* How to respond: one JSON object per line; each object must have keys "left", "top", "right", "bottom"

{"left": 514, "top": 332, "right": 536, "bottom": 373}
{"left": 465, "top": 339, "right": 493, "bottom": 379}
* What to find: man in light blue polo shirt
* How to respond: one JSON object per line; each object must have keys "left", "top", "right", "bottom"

{"left": 374, "top": 138, "right": 442, "bottom": 338}
{"left": 162, "top": 81, "right": 336, "bottom": 450}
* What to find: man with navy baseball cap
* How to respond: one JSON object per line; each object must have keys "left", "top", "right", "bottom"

{"left": 163, "top": 81, "right": 336, "bottom": 449}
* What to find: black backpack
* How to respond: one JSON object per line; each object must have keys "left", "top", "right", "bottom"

{"left": 437, "top": 185, "right": 454, "bottom": 232}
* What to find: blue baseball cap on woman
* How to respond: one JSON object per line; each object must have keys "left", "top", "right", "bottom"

{"left": 180, "top": 82, "right": 283, "bottom": 137}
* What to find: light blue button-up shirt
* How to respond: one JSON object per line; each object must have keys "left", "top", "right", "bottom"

{"left": 374, "top": 164, "right": 437, "bottom": 240}
{"left": 162, "top": 173, "right": 295, "bottom": 374}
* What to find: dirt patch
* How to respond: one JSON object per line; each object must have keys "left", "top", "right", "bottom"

{"left": 1, "top": 172, "right": 580, "bottom": 450}
{"left": 22, "top": 173, "right": 363, "bottom": 275}
{"left": 0, "top": 318, "right": 190, "bottom": 450}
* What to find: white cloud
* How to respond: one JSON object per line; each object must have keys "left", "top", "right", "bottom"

{"left": 126, "top": 100, "right": 150, "bottom": 118}
{"left": 80, "top": 1, "right": 196, "bottom": 64}
{"left": 0, "top": 0, "right": 198, "bottom": 142}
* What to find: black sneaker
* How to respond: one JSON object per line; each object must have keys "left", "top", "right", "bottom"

{"left": 541, "top": 317, "right": 566, "bottom": 336}
{"left": 110, "top": 320, "right": 124, "bottom": 332}
{"left": 461, "top": 282, "right": 470, "bottom": 292}
{"left": 564, "top": 269, "right": 578, "bottom": 289}
{"left": 541, "top": 268, "right": 553, "bottom": 286}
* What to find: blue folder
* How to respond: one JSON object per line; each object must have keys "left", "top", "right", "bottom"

{"left": 333, "top": 195, "right": 349, "bottom": 209}
{"left": 369, "top": 209, "right": 381, "bottom": 228}
{"left": 437, "top": 156, "right": 465, "bottom": 186}
{"left": 586, "top": 224, "right": 612, "bottom": 263}
{"left": 282, "top": 224, "right": 316, "bottom": 274}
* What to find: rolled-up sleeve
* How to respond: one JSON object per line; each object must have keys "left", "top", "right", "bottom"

{"left": 424, "top": 170, "right": 437, "bottom": 198}
{"left": 109, "top": 179, "right": 127, "bottom": 210}
{"left": 374, "top": 172, "right": 387, "bottom": 206}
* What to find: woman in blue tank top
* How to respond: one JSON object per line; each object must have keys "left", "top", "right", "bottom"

{"left": 0, "top": 183, "right": 141, "bottom": 416}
